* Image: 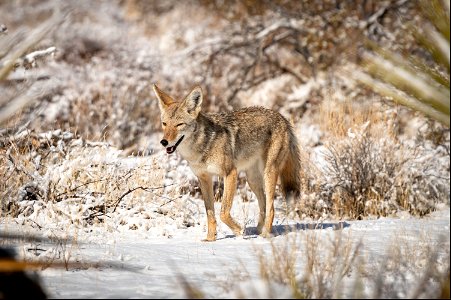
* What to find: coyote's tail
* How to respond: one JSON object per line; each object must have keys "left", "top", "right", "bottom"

{"left": 280, "top": 126, "right": 301, "bottom": 208}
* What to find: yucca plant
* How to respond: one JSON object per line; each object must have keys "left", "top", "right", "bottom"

{"left": 355, "top": 0, "right": 450, "bottom": 127}
{"left": 0, "top": 10, "right": 67, "bottom": 125}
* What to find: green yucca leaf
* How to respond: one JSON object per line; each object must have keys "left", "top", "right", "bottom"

{"left": 357, "top": 0, "right": 450, "bottom": 127}
{"left": 420, "top": 0, "right": 450, "bottom": 43}
{"left": 353, "top": 68, "right": 450, "bottom": 126}
{"left": 365, "top": 39, "right": 450, "bottom": 89}
{"left": 408, "top": 53, "right": 449, "bottom": 89}
{"left": 363, "top": 53, "right": 450, "bottom": 114}
{"left": 414, "top": 24, "right": 450, "bottom": 73}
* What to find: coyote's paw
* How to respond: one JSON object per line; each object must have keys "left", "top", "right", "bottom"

{"left": 260, "top": 228, "right": 273, "bottom": 239}
{"left": 201, "top": 237, "right": 216, "bottom": 242}
{"left": 233, "top": 229, "right": 244, "bottom": 237}
{"left": 202, "top": 233, "right": 217, "bottom": 242}
{"left": 256, "top": 225, "right": 263, "bottom": 235}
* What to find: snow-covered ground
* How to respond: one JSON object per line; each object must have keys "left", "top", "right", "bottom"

{"left": 1, "top": 188, "right": 449, "bottom": 298}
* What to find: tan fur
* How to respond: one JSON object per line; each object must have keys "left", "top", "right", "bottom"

{"left": 153, "top": 84, "right": 301, "bottom": 241}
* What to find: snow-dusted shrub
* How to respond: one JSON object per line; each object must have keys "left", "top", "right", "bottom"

{"left": 314, "top": 123, "right": 450, "bottom": 218}
{"left": 0, "top": 130, "right": 168, "bottom": 226}
{"left": 0, "top": 130, "right": 69, "bottom": 218}
{"left": 0, "top": 129, "right": 206, "bottom": 236}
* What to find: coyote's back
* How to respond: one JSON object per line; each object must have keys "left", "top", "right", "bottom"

{"left": 153, "top": 84, "right": 301, "bottom": 241}
{"left": 203, "top": 106, "right": 301, "bottom": 198}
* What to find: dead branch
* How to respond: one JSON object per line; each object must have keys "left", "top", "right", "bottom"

{"left": 0, "top": 11, "right": 67, "bottom": 80}
{"left": 7, "top": 46, "right": 57, "bottom": 70}
{"left": 0, "top": 24, "right": 7, "bottom": 35}
{"left": 359, "top": 0, "right": 410, "bottom": 29}
{"left": 112, "top": 184, "right": 175, "bottom": 213}
{"left": 185, "top": 20, "right": 309, "bottom": 107}
{"left": 54, "top": 177, "right": 110, "bottom": 200}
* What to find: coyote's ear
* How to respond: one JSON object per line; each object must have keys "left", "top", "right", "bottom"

{"left": 183, "top": 86, "right": 203, "bottom": 117}
{"left": 153, "top": 84, "right": 175, "bottom": 110}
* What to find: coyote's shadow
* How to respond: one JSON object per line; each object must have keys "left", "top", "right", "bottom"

{"left": 242, "top": 221, "right": 351, "bottom": 238}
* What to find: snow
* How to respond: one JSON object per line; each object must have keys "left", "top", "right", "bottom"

{"left": 3, "top": 215, "right": 449, "bottom": 298}
{"left": 1, "top": 160, "right": 449, "bottom": 298}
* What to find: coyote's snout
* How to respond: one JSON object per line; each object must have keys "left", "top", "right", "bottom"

{"left": 153, "top": 84, "right": 301, "bottom": 241}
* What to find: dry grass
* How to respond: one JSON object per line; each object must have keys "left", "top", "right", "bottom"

{"left": 223, "top": 230, "right": 450, "bottom": 299}
{"left": 250, "top": 232, "right": 360, "bottom": 298}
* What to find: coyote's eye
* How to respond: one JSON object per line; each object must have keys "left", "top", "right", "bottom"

{"left": 176, "top": 123, "right": 185, "bottom": 127}
{"left": 162, "top": 122, "right": 167, "bottom": 126}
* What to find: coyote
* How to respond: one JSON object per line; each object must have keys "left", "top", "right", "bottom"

{"left": 153, "top": 84, "right": 301, "bottom": 241}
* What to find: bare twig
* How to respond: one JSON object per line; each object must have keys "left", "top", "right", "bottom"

{"left": 359, "top": 0, "right": 409, "bottom": 29}
{"left": 54, "top": 177, "right": 110, "bottom": 200}
{"left": 2, "top": 46, "right": 57, "bottom": 70}
{"left": 112, "top": 184, "right": 175, "bottom": 213}
{"left": 0, "top": 24, "right": 7, "bottom": 35}
{"left": 0, "top": 11, "right": 67, "bottom": 80}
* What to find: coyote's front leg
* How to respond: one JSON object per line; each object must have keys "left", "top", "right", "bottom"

{"left": 198, "top": 174, "right": 217, "bottom": 241}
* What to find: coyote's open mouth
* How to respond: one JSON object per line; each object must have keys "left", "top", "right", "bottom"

{"left": 166, "top": 135, "right": 185, "bottom": 154}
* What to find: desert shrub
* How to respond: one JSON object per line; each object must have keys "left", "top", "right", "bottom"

{"left": 314, "top": 123, "right": 450, "bottom": 219}
{"left": 291, "top": 90, "right": 450, "bottom": 220}
{"left": 0, "top": 130, "right": 165, "bottom": 223}
{"left": 0, "top": 128, "right": 203, "bottom": 235}
{"left": 323, "top": 131, "right": 397, "bottom": 219}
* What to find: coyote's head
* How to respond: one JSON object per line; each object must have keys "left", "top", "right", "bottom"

{"left": 153, "top": 84, "right": 203, "bottom": 154}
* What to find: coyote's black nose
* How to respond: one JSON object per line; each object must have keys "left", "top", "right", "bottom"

{"left": 160, "top": 139, "right": 168, "bottom": 147}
